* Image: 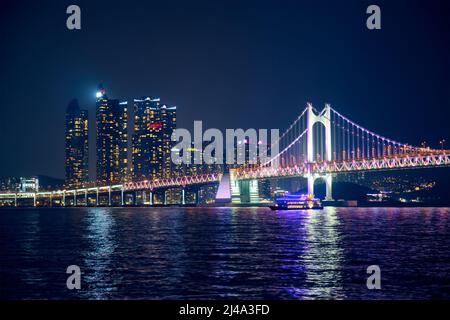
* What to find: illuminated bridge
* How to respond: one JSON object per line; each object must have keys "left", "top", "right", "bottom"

{"left": 0, "top": 174, "right": 222, "bottom": 207}
{"left": 1, "top": 103, "right": 449, "bottom": 207}
{"left": 233, "top": 103, "right": 450, "bottom": 202}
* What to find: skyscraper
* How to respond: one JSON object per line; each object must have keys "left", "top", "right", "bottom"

{"left": 160, "top": 103, "right": 177, "bottom": 179}
{"left": 95, "top": 85, "right": 128, "bottom": 184}
{"left": 65, "top": 99, "right": 89, "bottom": 188}
{"left": 132, "top": 97, "right": 176, "bottom": 181}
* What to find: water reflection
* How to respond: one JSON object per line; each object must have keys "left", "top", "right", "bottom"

{"left": 82, "top": 208, "right": 117, "bottom": 299}
{"left": 18, "top": 211, "right": 43, "bottom": 290}
{"left": 302, "top": 207, "right": 345, "bottom": 299}
{"left": 2, "top": 207, "right": 450, "bottom": 299}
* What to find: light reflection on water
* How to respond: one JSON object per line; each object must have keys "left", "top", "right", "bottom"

{"left": 81, "top": 208, "right": 117, "bottom": 299}
{"left": 1, "top": 206, "right": 450, "bottom": 299}
{"left": 302, "top": 207, "right": 345, "bottom": 299}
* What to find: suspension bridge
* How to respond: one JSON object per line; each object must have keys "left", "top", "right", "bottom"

{"left": 1, "top": 103, "right": 449, "bottom": 207}
{"left": 231, "top": 103, "right": 450, "bottom": 202}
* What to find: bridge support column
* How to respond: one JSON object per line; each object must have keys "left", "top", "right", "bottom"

{"left": 108, "top": 187, "right": 111, "bottom": 206}
{"left": 74, "top": 192, "right": 76, "bottom": 207}
{"left": 63, "top": 192, "right": 66, "bottom": 207}
{"left": 307, "top": 174, "right": 333, "bottom": 200}
{"left": 33, "top": 193, "right": 36, "bottom": 207}
{"left": 249, "top": 180, "right": 260, "bottom": 203}
{"left": 181, "top": 188, "right": 185, "bottom": 205}
{"left": 324, "top": 174, "right": 333, "bottom": 201}
{"left": 121, "top": 189, "right": 124, "bottom": 206}
{"left": 96, "top": 189, "right": 99, "bottom": 206}
{"left": 149, "top": 191, "right": 153, "bottom": 206}
{"left": 85, "top": 190, "right": 88, "bottom": 206}
{"left": 307, "top": 175, "right": 315, "bottom": 197}
{"left": 230, "top": 171, "right": 241, "bottom": 204}
{"left": 14, "top": 193, "right": 17, "bottom": 207}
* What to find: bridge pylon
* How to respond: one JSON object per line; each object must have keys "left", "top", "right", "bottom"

{"left": 307, "top": 103, "right": 332, "bottom": 162}
{"left": 306, "top": 103, "right": 333, "bottom": 200}
{"left": 307, "top": 174, "right": 333, "bottom": 201}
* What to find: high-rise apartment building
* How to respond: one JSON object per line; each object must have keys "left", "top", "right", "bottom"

{"left": 132, "top": 97, "right": 176, "bottom": 181}
{"left": 65, "top": 99, "right": 89, "bottom": 187}
{"left": 96, "top": 85, "right": 128, "bottom": 184}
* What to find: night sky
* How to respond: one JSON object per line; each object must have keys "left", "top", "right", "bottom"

{"left": 0, "top": 0, "right": 449, "bottom": 179}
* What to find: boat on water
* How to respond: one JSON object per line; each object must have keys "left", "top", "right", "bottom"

{"left": 269, "top": 193, "right": 323, "bottom": 210}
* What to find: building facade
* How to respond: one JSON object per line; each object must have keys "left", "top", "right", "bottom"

{"left": 65, "top": 99, "right": 89, "bottom": 187}
{"left": 0, "top": 177, "right": 21, "bottom": 192}
{"left": 132, "top": 97, "right": 176, "bottom": 181}
{"left": 96, "top": 85, "right": 128, "bottom": 184}
{"left": 178, "top": 141, "right": 224, "bottom": 178}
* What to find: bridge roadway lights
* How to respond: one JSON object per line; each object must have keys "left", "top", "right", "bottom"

{"left": 2, "top": 184, "right": 198, "bottom": 207}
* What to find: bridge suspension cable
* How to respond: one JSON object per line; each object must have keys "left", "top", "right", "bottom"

{"left": 262, "top": 128, "right": 308, "bottom": 167}
{"left": 269, "top": 107, "right": 307, "bottom": 148}
{"left": 329, "top": 107, "right": 423, "bottom": 162}
{"left": 262, "top": 107, "right": 308, "bottom": 169}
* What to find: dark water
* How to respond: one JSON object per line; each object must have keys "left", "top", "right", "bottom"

{"left": 1, "top": 207, "right": 450, "bottom": 300}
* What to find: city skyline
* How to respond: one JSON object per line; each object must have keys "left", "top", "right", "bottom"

{"left": 62, "top": 84, "right": 179, "bottom": 186}
{"left": 1, "top": 100, "right": 449, "bottom": 208}
{"left": 1, "top": 1, "right": 450, "bottom": 303}
{"left": 1, "top": 0, "right": 449, "bottom": 179}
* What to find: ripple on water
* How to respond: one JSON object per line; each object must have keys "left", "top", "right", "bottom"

{"left": 1, "top": 206, "right": 450, "bottom": 299}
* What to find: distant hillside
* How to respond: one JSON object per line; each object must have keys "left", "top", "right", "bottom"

{"left": 297, "top": 177, "right": 450, "bottom": 204}
{"left": 397, "top": 178, "right": 450, "bottom": 204}
{"left": 37, "top": 175, "right": 64, "bottom": 190}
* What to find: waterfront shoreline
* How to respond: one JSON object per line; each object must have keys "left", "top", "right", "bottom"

{"left": 1, "top": 204, "right": 450, "bottom": 209}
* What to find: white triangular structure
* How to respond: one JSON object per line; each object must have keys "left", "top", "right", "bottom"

{"left": 215, "top": 172, "right": 232, "bottom": 204}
